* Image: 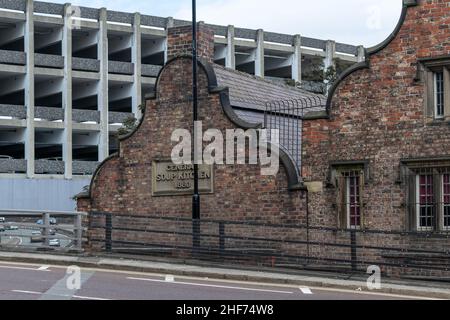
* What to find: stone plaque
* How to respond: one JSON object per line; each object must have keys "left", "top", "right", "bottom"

{"left": 152, "top": 161, "right": 214, "bottom": 196}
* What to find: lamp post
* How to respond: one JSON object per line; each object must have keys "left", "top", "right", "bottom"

{"left": 192, "top": 0, "right": 201, "bottom": 252}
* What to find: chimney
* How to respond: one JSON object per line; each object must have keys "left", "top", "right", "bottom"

{"left": 166, "top": 22, "right": 215, "bottom": 63}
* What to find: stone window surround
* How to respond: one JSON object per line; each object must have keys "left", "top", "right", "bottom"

{"left": 401, "top": 157, "right": 450, "bottom": 232}
{"left": 419, "top": 56, "right": 450, "bottom": 121}
{"left": 328, "top": 160, "right": 369, "bottom": 230}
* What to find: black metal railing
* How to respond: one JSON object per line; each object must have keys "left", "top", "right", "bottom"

{"left": 89, "top": 212, "right": 450, "bottom": 278}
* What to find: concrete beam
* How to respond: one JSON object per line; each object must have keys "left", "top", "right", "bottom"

{"left": 235, "top": 52, "right": 256, "bottom": 66}
{"left": 0, "top": 129, "right": 25, "bottom": 143}
{"left": 0, "top": 75, "right": 25, "bottom": 96}
{"left": 25, "top": 0, "right": 35, "bottom": 178}
{"left": 292, "top": 34, "right": 302, "bottom": 83}
{"left": 357, "top": 45, "right": 365, "bottom": 63}
{"left": 62, "top": 4, "right": 73, "bottom": 179}
{"left": 35, "top": 130, "right": 64, "bottom": 144}
{"left": 0, "top": 23, "right": 25, "bottom": 47}
{"left": 131, "top": 12, "right": 142, "bottom": 119}
{"left": 73, "top": 30, "right": 98, "bottom": 53}
{"left": 98, "top": 7, "right": 109, "bottom": 162}
{"left": 255, "top": 29, "right": 264, "bottom": 78}
{"left": 108, "top": 35, "right": 132, "bottom": 56}
{"left": 264, "top": 56, "right": 293, "bottom": 71}
{"left": 142, "top": 38, "right": 165, "bottom": 58}
{"left": 35, "top": 28, "right": 63, "bottom": 51}
{"left": 72, "top": 132, "right": 99, "bottom": 146}
{"left": 34, "top": 80, "right": 62, "bottom": 99}
{"left": 164, "top": 17, "right": 174, "bottom": 63}
{"left": 109, "top": 84, "right": 132, "bottom": 103}
{"left": 214, "top": 45, "right": 226, "bottom": 61}
{"left": 324, "top": 40, "right": 336, "bottom": 70}
{"left": 226, "top": 25, "right": 235, "bottom": 69}
{"left": 72, "top": 83, "right": 98, "bottom": 101}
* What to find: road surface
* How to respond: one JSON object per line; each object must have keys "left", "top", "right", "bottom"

{"left": 0, "top": 261, "right": 431, "bottom": 300}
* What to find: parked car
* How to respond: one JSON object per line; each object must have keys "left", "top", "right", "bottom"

{"left": 36, "top": 218, "right": 57, "bottom": 225}
{"left": 49, "top": 229, "right": 56, "bottom": 236}
{"left": 30, "top": 231, "right": 43, "bottom": 243}
{"left": 6, "top": 225, "right": 18, "bottom": 230}
{"left": 0, "top": 217, "right": 5, "bottom": 223}
{"left": 49, "top": 239, "right": 60, "bottom": 247}
{"left": 0, "top": 225, "right": 5, "bottom": 232}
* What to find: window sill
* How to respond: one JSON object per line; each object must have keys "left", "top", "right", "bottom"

{"left": 425, "top": 117, "right": 450, "bottom": 126}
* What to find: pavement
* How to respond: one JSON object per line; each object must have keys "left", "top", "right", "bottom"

{"left": 0, "top": 251, "right": 448, "bottom": 300}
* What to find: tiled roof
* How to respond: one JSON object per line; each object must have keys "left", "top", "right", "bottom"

{"left": 212, "top": 64, "right": 326, "bottom": 112}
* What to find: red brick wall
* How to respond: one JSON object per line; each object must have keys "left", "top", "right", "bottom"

{"left": 303, "top": 0, "right": 450, "bottom": 230}
{"left": 167, "top": 23, "right": 215, "bottom": 63}
{"left": 78, "top": 47, "right": 306, "bottom": 252}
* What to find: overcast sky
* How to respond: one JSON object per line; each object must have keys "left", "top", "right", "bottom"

{"left": 51, "top": 0, "right": 403, "bottom": 47}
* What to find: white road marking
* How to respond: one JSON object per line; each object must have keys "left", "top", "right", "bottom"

{"left": 299, "top": 287, "right": 313, "bottom": 294}
{"left": 0, "top": 261, "right": 437, "bottom": 300}
{"left": 72, "top": 295, "right": 110, "bottom": 301}
{"left": 127, "top": 277, "right": 294, "bottom": 294}
{"left": 38, "top": 265, "right": 50, "bottom": 271}
{"left": 165, "top": 275, "right": 174, "bottom": 282}
{"left": 0, "top": 265, "right": 50, "bottom": 272}
{"left": 12, "top": 290, "right": 42, "bottom": 295}
{"left": 11, "top": 290, "right": 109, "bottom": 300}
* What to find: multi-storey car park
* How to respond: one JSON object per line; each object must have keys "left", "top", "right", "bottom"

{"left": 0, "top": 0, "right": 364, "bottom": 210}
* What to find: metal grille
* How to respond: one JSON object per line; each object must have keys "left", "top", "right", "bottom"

{"left": 435, "top": 72, "right": 444, "bottom": 118}
{"left": 342, "top": 171, "right": 361, "bottom": 229}
{"left": 418, "top": 173, "right": 435, "bottom": 230}
{"left": 406, "top": 167, "right": 450, "bottom": 232}
{"left": 264, "top": 97, "right": 325, "bottom": 175}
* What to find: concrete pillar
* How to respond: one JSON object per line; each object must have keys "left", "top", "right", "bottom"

{"left": 324, "top": 40, "right": 336, "bottom": 71}
{"left": 24, "top": 0, "right": 35, "bottom": 178}
{"left": 292, "top": 34, "right": 302, "bottom": 83}
{"left": 225, "top": 25, "right": 235, "bottom": 69}
{"left": 62, "top": 4, "right": 73, "bottom": 179}
{"left": 164, "top": 17, "right": 174, "bottom": 63}
{"left": 131, "top": 12, "right": 142, "bottom": 120}
{"left": 97, "top": 8, "right": 109, "bottom": 162}
{"left": 357, "top": 45, "right": 365, "bottom": 63}
{"left": 255, "top": 29, "right": 264, "bottom": 78}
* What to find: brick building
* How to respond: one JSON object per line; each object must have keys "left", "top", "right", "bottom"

{"left": 77, "top": 23, "right": 322, "bottom": 257}
{"left": 78, "top": 0, "right": 450, "bottom": 278}
{"left": 302, "top": 0, "right": 450, "bottom": 276}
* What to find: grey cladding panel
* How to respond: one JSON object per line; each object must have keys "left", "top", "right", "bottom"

{"left": 264, "top": 32, "right": 293, "bottom": 45}
{"left": 107, "top": 10, "right": 133, "bottom": 24}
{"left": 35, "top": 53, "right": 64, "bottom": 68}
{"left": 0, "top": 177, "right": 91, "bottom": 211}
{"left": 0, "top": 104, "right": 26, "bottom": 119}
{"left": 0, "top": 0, "right": 26, "bottom": 11}
{"left": 140, "top": 15, "right": 167, "bottom": 28}
{"left": 234, "top": 28, "right": 257, "bottom": 40}
{"left": 34, "top": 1, "right": 64, "bottom": 15}
{"left": 0, "top": 50, "right": 25, "bottom": 65}
{"left": 72, "top": 57, "right": 100, "bottom": 72}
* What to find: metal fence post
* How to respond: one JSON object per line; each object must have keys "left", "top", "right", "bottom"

{"left": 43, "top": 212, "right": 50, "bottom": 247}
{"left": 350, "top": 230, "right": 357, "bottom": 271}
{"left": 192, "top": 219, "right": 201, "bottom": 256}
{"left": 219, "top": 222, "right": 225, "bottom": 255}
{"left": 75, "top": 213, "right": 82, "bottom": 250}
{"left": 105, "top": 213, "right": 112, "bottom": 252}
